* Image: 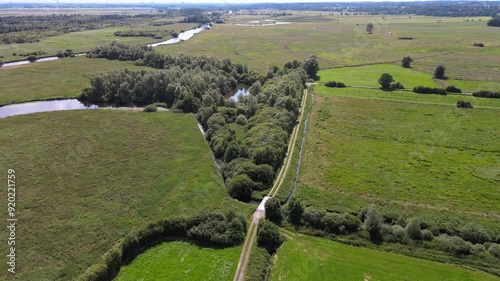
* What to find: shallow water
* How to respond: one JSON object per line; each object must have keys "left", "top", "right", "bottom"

{"left": 0, "top": 99, "right": 97, "bottom": 119}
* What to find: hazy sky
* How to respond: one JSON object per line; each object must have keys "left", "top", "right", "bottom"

{"left": 1, "top": 0, "right": 426, "bottom": 3}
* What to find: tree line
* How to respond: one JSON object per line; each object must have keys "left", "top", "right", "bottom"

{"left": 81, "top": 46, "right": 318, "bottom": 202}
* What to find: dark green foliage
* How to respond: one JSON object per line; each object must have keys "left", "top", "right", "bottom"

{"left": 489, "top": 243, "right": 500, "bottom": 258}
{"left": 227, "top": 174, "right": 256, "bottom": 202}
{"left": 434, "top": 65, "right": 446, "bottom": 79}
{"left": 438, "top": 236, "right": 476, "bottom": 256}
{"left": 401, "top": 56, "right": 413, "bottom": 68}
{"left": 364, "top": 205, "right": 383, "bottom": 241}
{"left": 265, "top": 197, "right": 283, "bottom": 225}
{"left": 143, "top": 104, "right": 158, "bottom": 112}
{"left": 445, "top": 85, "right": 462, "bottom": 93}
{"left": 487, "top": 16, "right": 500, "bottom": 27}
{"left": 235, "top": 114, "right": 248, "bottom": 125}
{"left": 405, "top": 218, "right": 423, "bottom": 240}
{"left": 456, "top": 101, "right": 473, "bottom": 109}
{"left": 472, "top": 90, "right": 500, "bottom": 99}
{"left": 461, "top": 223, "right": 491, "bottom": 244}
{"left": 413, "top": 86, "right": 447, "bottom": 95}
{"left": 302, "top": 207, "right": 327, "bottom": 229}
{"left": 288, "top": 198, "right": 304, "bottom": 226}
{"left": 473, "top": 42, "right": 484, "bottom": 47}
{"left": 257, "top": 220, "right": 285, "bottom": 254}
{"left": 27, "top": 55, "right": 37, "bottom": 62}
{"left": 390, "top": 82, "right": 405, "bottom": 90}
{"left": 366, "top": 22, "right": 374, "bottom": 33}
{"left": 81, "top": 212, "right": 246, "bottom": 281}
{"left": 303, "top": 55, "right": 319, "bottom": 79}
{"left": 325, "top": 81, "right": 346, "bottom": 88}
{"left": 422, "top": 229, "right": 434, "bottom": 241}
{"left": 391, "top": 225, "right": 408, "bottom": 243}
{"left": 378, "top": 73, "right": 394, "bottom": 89}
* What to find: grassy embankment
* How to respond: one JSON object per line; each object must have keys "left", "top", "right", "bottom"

{"left": 0, "top": 110, "right": 252, "bottom": 281}
{"left": 115, "top": 241, "right": 241, "bottom": 281}
{"left": 269, "top": 231, "right": 500, "bottom": 281}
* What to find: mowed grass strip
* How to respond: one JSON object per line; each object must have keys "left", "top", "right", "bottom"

{"left": 297, "top": 94, "right": 500, "bottom": 226}
{"left": 269, "top": 233, "right": 500, "bottom": 281}
{"left": 115, "top": 241, "right": 241, "bottom": 281}
{"left": 317, "top": 64, "right": 437, "bottom": 88}
{"left": 0, "top": 57, "right": 149, "bottom": 106}
{"left": 316, "top": 86, "right": 500, "bottom": 109}
{"left": 0, "top": 110, "right": 248, "bottom": 281}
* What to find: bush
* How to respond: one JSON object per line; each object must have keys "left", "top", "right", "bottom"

{"left": 321, "top": 213, "right": 344, "bottom": 234}
{"left": 364, "top": 205, "right": 383, "bottom": 241}
{"left": 422, "top": 229, "right": 434, "bottom": 241}
{"left": 325, "top": 81, "right": 337, "bottom": 87}
{"left": 461, "top": 223, "right": 491, "bottom": 244}
{"left": 27, "top": 55, "right": 37, "bottom": 62}
{"left": 143, "top": 104, "right": 158, "bottom": 112}
{"left": 473, "top": 42, "right": 484, "bottom": 47}
{"left": 227, "top": 174, "right": 256, "bottom": 202}
{"left": 265, "top": 197, "right": 283, "bottom": 225}
{"left": 287, "top": 198, "right": 304, "bottom": 226}
{"left": 434, "top": 65, "right": 446, "bottom": 79}
{"left": 302, "top": 207, "right": 327, "bottom": 229}
{"left": 413, "top": 86, "right": 447, "bottom": 95}
{"left": 390, "top": 82, "right": 404, "bottom": 90}
{"left": 445, "top": 85, "right": 462, "bottom": 93}
{"left": 472, "top": 91, "right": 500, "bottom": 99}
{"left": 56, "top": 52, "right": 65, "bottom": 58}
{"left": 391, "top": 225, "right": 408, "bottom": 243}
{"left": 488, "top": 243, "right": 500, "bottom": 258}
{"left": 456, "top": 101, "right": 473, "bottom": 109}
{"left": 405, "top": 218, "right": 423, "bottom": 240}
{"left": 257, "top": 220, "right": 285, "bottom": 254}
{"left": 438, "top": 236, "right": 476, "bottom": 256}
{"left": 401, "top": 56, "right": 413, "bottom": 68}
{"left": 236, "top": 114, "right": 248, "bottom": 125}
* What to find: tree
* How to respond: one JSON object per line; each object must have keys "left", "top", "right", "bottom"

{"left": 461, "top": 223, "right": 491, "bottom": 244}
{"left": 378, "top": 73, "right": 394, "bottom": 89}
{"left": 401, "top": 56, "right": 413, "bottom": 68}
{"left": 364, "top": 205, "right": 383, "bottom": 241}
{"left": 265, "top": 197, "right": 283, "bottom": 225}
{"left": 303, "top": 55, "right": 319, "bottom": 79}
{"left": 405, "top": 218, "right": 423, "bottom": 240}
{"left": 227, "top": 174, "right": 255, "bottom": 202}
{"left": 257, "top": 220, "right": 284, "bottom": 254}
{"left": 366, "top": 23, "right": 374, "bottom": 34}
{"left": 434, "top": 65, "right": 446, "bottom": 79}
{"left": 288, "top": 198, "right": 304, "bottom": 226}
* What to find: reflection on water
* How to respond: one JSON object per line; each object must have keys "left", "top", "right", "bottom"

{"left": 229, "top": 88, "right": 250, "bottom": 102}
{"left": 0, "top": 99, "right": 97, "bottom": 119}
{"left": 148, "top": 24, "right": 211, "bottom": 47}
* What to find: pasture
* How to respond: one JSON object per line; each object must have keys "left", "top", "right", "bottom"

{"left": 269, "top": 232, "right": 500, "bottom": 281}
{"left": 296, "top": 87, "right": 500, "bottom": 233}
{"left": 0, "top": 110, "right": 250, "bottom": 280}
{"left": 115, "top": 241, "right": 241, "bottom": 281}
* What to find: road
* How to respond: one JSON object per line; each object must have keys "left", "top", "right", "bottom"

{"left": 232, "top": 88, "right": 309, "bottom": 281}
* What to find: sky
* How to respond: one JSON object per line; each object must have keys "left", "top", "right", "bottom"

{"left": 0, "top": 0, "right": 438, "bottom": 4}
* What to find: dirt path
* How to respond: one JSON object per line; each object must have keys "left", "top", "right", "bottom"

{"left": 232, "top": 88, "right": 309, "bottom": 281}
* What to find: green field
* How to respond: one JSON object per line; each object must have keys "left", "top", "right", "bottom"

{"left": 0, "top": 57, "right": 149, "bottom": 106}
{"left": 0, "top": 23, "right": 195, "bottom": 62}
{"left": 295, "top": 87, "right": 500, "bottom": 232}
{"left": 0, "top": 110, "right": 250, "bottom": 280}
{"left": 269, "top": 232, "right": 500, "bottom": 281}
{"left": 115, "top": 241, "right": 241, "bottom": 281}
{"left": 317, "top": 64, "right": 437, "bottom": 88}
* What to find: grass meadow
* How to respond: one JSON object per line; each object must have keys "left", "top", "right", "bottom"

{"left": 0, "top": 110, "right": 251, "bottom": 280}
{"left": 296, "top": 86, "right": 500, "bottom": 233}
{"left": 0, "top": 23, "right": 195, "bottom": 62}
{"left": 115, "top": 241, "right": 241, "bottom": 281}
{"left": 0, "top": 57, "right": 150, "bottom": 106}
{"left": 269, "top": 232, "right": 500, "bottom": 281}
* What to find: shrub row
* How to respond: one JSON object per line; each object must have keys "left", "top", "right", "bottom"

{"left": 445, "top": 85, "right": 462, "bottom": 93}
{"left": 413, "top": 86, "right": 447, "bottom": 95}
{"left": 472, "top": 91, "right": 500, "bottom": 99}
{"left": 79, "top": 212, "right": 246, "bottom": 281}
{"left": 324, "top": 81, "right": 346, "bottom": 88}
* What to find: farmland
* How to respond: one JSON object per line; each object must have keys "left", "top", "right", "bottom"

{"left": 0, "top": 110, "right": 251, "bottom": 280}
{"left": 115, "top": 241, "right": 241, "bottom": 281}
{"left": 270, "top": 232, "right": 500, "bottom": 281}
